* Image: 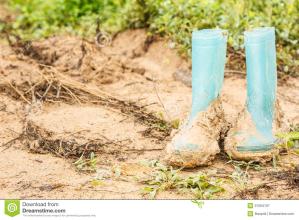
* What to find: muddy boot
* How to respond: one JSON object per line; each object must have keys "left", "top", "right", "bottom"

{"left": 166, "top": 29, "right": 228, "bottom": 168}
{"left": 225, "top": 27, "right": 287, "bottom": 162}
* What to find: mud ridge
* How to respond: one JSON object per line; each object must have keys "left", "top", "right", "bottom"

{"left": 24, "top": 120, "right": 129, "bottom": 158}
{"left": 1, "top": 65, "right": 172, "bottom": 141}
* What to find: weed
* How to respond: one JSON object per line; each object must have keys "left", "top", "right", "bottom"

{"left": 179, "top": 173, "right": 225, "bottom": 199}
{"left": 73, "top": 152, "right": 97, "bottom": 172}
{"left": 171, "top": 118, "right": 180, "bottom": 129}
{"left": 112, "top": 165, "right": 122, "bottom": 178}
{"left": 275, "top": 129, "right": 299, "bottom": 162}
{"left": 90, "top": 179, "right": 105, "bottom": 187}
{"left": 141, "top": 162, "right": 181, "bottom": 198}
{"left": 191, "top": 200, "right": 204, "bottom": 208}
{"left": 7, "top": 0, "right": 299, "bottom": 74}
{"left": 272, "top": 154, "right": 279, "bottom": 169}
{"left": 226, "top": 156, "right": 262, "bottom": 171}
{"left": 155, "top": 111, "right": 180, "bottom": 130}
{"left": 276, "top": 131, "right": 299, "bottom": 150}
{"left": 227, "top": 156, "right": 260, "bottom": 194}
{"left": 141, "top": 162, "right": 224, "bottom": 199}
{"left": 230, "top": 165, "right": 249, "bottom": 192}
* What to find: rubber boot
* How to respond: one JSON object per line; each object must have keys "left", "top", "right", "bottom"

{"left": 225, "top": 27, "right": 286, "bottom": 162}
{"left": 166, "top": 29, "right": 228, "bottom": 168}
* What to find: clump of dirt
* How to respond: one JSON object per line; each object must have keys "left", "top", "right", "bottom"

{"left": 172, "top": 69, "right": 192, "bottom": 87}
{"left": 6, "top": 33, "right": 149, "bottom": 85}
{"left": 226, "top": 47, "right": 246, "bottom": 76}
{"left": 270, "top": 168, "right": 299, "bottom": 189}
{"left": 7, "top": 35, "right": 59, "bottom": 65}
{"left": 32, "top": 37, "right": 126, "bottom": 84}
{"left": 25, "top": 117, "right": 127, "bottom": 158}
{"left": 0, "top": 95, "right": 24, "bottom": 149}
{"left": 111, "top": 29, "right": 153, "bottom": 58}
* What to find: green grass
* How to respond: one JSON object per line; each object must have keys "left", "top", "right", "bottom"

{"left": 6, "top": 0, "right": 299, "bottom": 74}
{"left": 73, "top": 152, "right": 98, "bottom": 172}
{"left": 277, "top": 131, "right": 299, "bottom": 147}
{"left": 276, "top": 127, "right": 299, "bottom": 157}
{"left": 140, "top": 161, "right": 224, "bottom": 199}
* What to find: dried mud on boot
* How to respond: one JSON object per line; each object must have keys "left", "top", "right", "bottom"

{"left": 225, "top": 100, "right": 288, "bottom": 162}
{"left": 165, "top": 98, "right": 229, "bottom": 168}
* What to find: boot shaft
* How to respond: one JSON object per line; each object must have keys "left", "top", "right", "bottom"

{"left": 191, "top": 29, "right": 227, "bottom": 119}
{"left": 245, "top": 27, "right": 277, "bottom": 140}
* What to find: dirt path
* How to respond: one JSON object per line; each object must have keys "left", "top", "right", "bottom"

{"left": 0, "top": 29, "right": 299, "bottom": 199}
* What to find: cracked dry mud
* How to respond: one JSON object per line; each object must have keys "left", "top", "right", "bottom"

{"left": 0, "top": 29, "right": 299, "bottom": 199}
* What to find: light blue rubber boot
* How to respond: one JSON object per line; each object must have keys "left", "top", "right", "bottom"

{"left": 225, "top": 27, "right": 285, "bottom": 162}
{"left": 166, "top": 29, "right": 228, "bottom": 167}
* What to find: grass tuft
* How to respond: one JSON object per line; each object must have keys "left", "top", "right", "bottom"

{"left": 140, "top": 161, "right": 224, "bottom": 199}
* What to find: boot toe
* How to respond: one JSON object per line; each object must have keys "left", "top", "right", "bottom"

{"left": 164, "top": 98, "right": 225, "bottom": 168}
{"left": 225, "top": 101, "right": 287, "bottom": 162}
{"left": 165, "top": 140, "right": 220, "bottom": 168}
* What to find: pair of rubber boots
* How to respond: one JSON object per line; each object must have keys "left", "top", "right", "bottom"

{"left": 166, "top": 27, "right": 287, "bottom": 168}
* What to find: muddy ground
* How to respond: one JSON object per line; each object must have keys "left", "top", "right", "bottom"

{"left": 0, "top": 27, "right": 299, "bottom": 199}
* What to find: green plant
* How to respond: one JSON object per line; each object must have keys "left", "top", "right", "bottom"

{"left": 146, "top": 0, "right": 299, "bottom": 73}
{"left": 179, "top": 173, "right": 224, "bottom": 199}
{"left": 276, "top": 131, "right": 299, "bottom": 149}
{"left": 9, "top": 0, "right": 133, "bottom": 39}
{"left": 171, "top": 118, "right": 180, "bottom": 129}
{"left": 141, "top": 162, "right": 182, "bottom": 198}
{"left": 73, "top": 152, "right": 97, "bottom": 172}
{"left": 90, "top": 179, "right": 105, "bottom": 187}
{"left": 226, "top": 157, "right": 262, "bottom": 171}
{"left": 191, "top": 200, "right": 204, "bottom": 208}
{"left": 276, "top": 129, "right": 299, "bottom": 158}
{"left": 230, "top": 165, "right": 249, "bottom": 192}
{"left": 7, "top": 0, "right": 299, "bottom": 73}
{"left": 227, "top": 156, "right": 260, "bottom": 192}
{"left": 141, "top": 162, "right": 224, "bottom": 199}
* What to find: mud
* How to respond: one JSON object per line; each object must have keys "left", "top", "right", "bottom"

{"left": 225, "top": 100, "right": 287, "bottom": 162}
{"left": 25, "top": 104, "right": 166, "bottom": 160}
{"left": 0, "top": 28, "right": 299, "bottom": 199}
{"left": 165, "top": 97, "right": 228, "bottom": 167}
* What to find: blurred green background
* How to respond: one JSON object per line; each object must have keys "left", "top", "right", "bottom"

{"left": 2, "top": 0, "right": 299, "bottom": 74}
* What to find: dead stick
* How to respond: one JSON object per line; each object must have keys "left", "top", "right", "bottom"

{"left": 0, "top": 135, "right": 23, "bottom": 152}
{"left": 40, "top": 81, "right": 52, "bottom": 100}
{"left": 7, "top": 81, "right": 31, "bottom": 104}
{"left": 61, "top": 85, "right": 82, "bottom": 104}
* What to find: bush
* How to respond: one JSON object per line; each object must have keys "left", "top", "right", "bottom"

{"left": 145, "top": 0, "right": 299, "bottom": 71}
{"left": 8, "top": 0, "right": 299, "bottom": 73}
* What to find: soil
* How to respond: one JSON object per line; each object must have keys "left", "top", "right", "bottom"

{"left": 0, "top": 26, "right": 299, "bottom": 199}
